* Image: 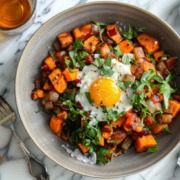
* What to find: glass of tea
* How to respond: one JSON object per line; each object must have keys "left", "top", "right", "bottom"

{"left": 0, "top": 0, "right": 37, "bottom": 34}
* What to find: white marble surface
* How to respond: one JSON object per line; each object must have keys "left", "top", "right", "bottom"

{"left": 0, "top": 0, "right": 180, "bottom": 179}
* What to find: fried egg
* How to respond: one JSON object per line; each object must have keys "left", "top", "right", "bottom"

{"left": 75, "top": 58, "right": 133, "bottom": 121}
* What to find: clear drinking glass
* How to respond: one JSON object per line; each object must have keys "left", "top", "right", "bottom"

{"left": 0, "top": 0, "right": 37, "bottom": 35}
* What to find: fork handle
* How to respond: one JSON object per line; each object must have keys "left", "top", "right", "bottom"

{"left": 12, "top": 131, "right": 49, "bottom": 180}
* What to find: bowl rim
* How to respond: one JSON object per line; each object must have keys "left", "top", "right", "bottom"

{"left": 15, "top": 1, "right": 180, "bottom": 178}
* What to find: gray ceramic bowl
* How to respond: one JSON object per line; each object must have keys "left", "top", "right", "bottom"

{"left": 16, "top": 2, "right": 180, "bottom": 178}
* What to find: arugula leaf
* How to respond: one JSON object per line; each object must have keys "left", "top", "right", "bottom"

{"left": 110, "top": 45, "right": 122, "bottom": 57}
{"left": 153, "top": 75, "right": 164, "bottom": 83}
{"left": 162, "top": 125, "right": 172, "bottom": 135}
{"left": 102, "top": 106, "right": 125, "bottom": 121}
{"left": 69, "top": 51, "right": 77, "bottom": 68}
{"left": 93, "top": 21, "right": 108, "bottom": 26}
{"left": 73, "top": 39, "right": 83, "bottom": 52}
{"left": 122, "top": 54, "right": 130, "bottom": 64}
{"left": 85, "top": 92, "right": 93, "bottom": 104}
{"left": 133, "top": 27, "right": 145, "bottom": 37}
{"left": 65, "top": 58, "right": 72, "bottom": 71}
{"left": 100, "top": 56, "right": 114, "bottom": 77}
{"left": 93, "top": 21, "right": 107, "bottom": 42}
{"left": 92, "top": 57, "right": 104, "bottom": 68}
{"left": 147, "top": 146, "right": 158, "bottom": 153}
{"left": 120, "top": 25, "right": 134, "bottom": 40}
{"left": 97, "top": 148, "right": 111, "bottom": 164}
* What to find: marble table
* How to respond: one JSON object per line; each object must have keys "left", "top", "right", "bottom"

{"left": 0, "top": 0, "right": 180, "bottom": 179}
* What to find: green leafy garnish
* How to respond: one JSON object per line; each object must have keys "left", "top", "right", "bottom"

{"left": 110, "top": 45, "right": 122, "bottom": 57}
{"left": 85, "top": 92, "right": 93, "bottom": 104}
{"left": 92, "top": 57, "right": 104, "bottom": 68}
{"left": 69, "top": 51, "right": 77, "bottom": 68}
{"left": 122, "top": 54, "right": 130, "bottom": 64}
{"left": 120, "top": 25, "right": 134, "bottom": 40}
{"left": 162, "top": 125, "right": 172, "bottom": 135}
{"left": 117, "top": 81, "right": 134, "bottom": 91}
{"left": 93, "top": 21, "right": 107, "bottom": 42}
{"left": 65, "top": 58, "right": 72, "bottom": 70}
{"left": 146, "top": 53, "right": 156, "bottom": 65}
{"left": 97, "top": 148, "right": 111, "bottom": 164}
{"left": 147, "top": 146, "right": 158, "bottom": 153}
{"left": 100, "top": 56, "right": 114, "bottom": 77}
{"left": 73, "top": 39, "right": 83, "bottom": 52}
{"left": 102, "top": 106, "right": 125, "bottom": 121}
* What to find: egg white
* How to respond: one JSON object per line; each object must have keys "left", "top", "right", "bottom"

{"left": 75, "top": 58, "right": 133, "bottom": 121}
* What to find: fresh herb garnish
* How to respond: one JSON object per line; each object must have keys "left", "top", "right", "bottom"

{"left": 155, "top": 73, "right": 176, "bottom": 109}
{"left": 73, "top": 39, "right": 83, "bottom": 52}
{"left": 146, "top": 53, "right": 156, "bottom": 65}
{"left": 120, "top": 25, "right": 134, "bottom": 40}
{"left": 97, "top": 148, "right": 111, "bottom": 164}
{"left": 147, "top": 146, "right": 158, "bottom": 153}
{"left": 162, "top": 125, "right": 172, "bottom": 135}
{"left": 100, "top": 56, "right": 114, "bottom": 77}
{"left": 92, "top": 57, "right": 104, "bottom": 68}
{"left": 110, "top": 45, "right": 122, "bottom": 57}
{"left": 93, "top": 21, "right": 107, "bottom": 42}
{"left": 118, "top": 81, "right": 134, "bottom": 91}
{"left": 122, "top": 54, "right": 131, "bottom": 64}
{"left": 102, "top": 106, "right": 125, "bottom": 121}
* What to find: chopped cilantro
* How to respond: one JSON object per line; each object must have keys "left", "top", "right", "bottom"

{"left": 97, "top": 148, "right": 111, "bottom": 164}
{"left": 100, "top": 56, "right": 114, "bottom": 77}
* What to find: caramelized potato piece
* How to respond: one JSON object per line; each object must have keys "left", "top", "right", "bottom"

{"left": 58, "top": 32, "right": 73, "bottom": 49}
{"left": 153, "top": 50, "right": 164, "bottom": 61}
{"left": 140, "top": 60, "right": 155, "bottom": 72}
{"left": 63, "top": 68, "right": 79, "bottom": 82}
{"left": 50, "top": 115, "right": 64, "bottom": 136}
{"left": 137, "top": 33, "right": 160, "bottom": 54}
{"left": 32, "top": 89, "right": 45, "bottom": 100}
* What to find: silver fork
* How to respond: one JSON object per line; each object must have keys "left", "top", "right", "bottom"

{"left": 0, "top": 96, "right": 49, "bottom": 180}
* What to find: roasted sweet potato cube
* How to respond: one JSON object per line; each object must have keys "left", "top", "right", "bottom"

{"left": 98, "top": 136, "right": 105, "bottom": 146}
{"left": 43, "top": 80, "right": 53, "bottom": 91}
{"left": 63, "top": 68, "right": 79, "bottom": 82}
{"left": 153, "top": 50, "right": 164, "bottom": 61}
{"left": 168, "top": 100, "right": 180, "bottom": 118}
{"left": 151, "top": 123, "right": 168, "bottom": 134}
{"left": 48, "top": 68, "right": 62, "bottom": 85}
{"left": 58, "top": 32, "right": 73, "bottom": 49}
{"left": 32, "top": 89, "right": 45, "bottom": 100}
{"left": 50, "top": 115, "right": 64, "bottom": 135}
{"left": 44, "top": 56, "right": 56, "bottom": 70}
{"left": 111, "top": 116, "right": 126, "bottom": 128}
{"left": 96, "top": 43, "right": 110, "bottom": 58}
{"left": 118, "top": 39, "right": 134, "bottom": 54}
{"left": 83, "top": 35, "right": 100, "bottom": 54}
{"left": 53, "top": 75, "right": 67, "bottom": 94}
{"left": 106, "top": 24, "right": 123, "bottom": 44}
{"left": 73, "top": 23, "right": 99, "bottom": 40}
{"left": 78, "top": 143, "right": 89, "bottom": 153}
{"left": 135, "top": 135, "right": 157, "bottom": 152}
{"left": 136, "top": 33, "right": 160, "bottom": 54}
{"left": 140, "top": 61, "right": 155, "bottom": 72}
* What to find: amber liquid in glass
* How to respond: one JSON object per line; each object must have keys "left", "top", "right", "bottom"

{"left": 0, "top": 0, "right": 31, "bottom": 29}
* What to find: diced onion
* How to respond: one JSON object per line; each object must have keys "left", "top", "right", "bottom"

{"left": 48, "top": 91, "right": 59, "bottom": 102}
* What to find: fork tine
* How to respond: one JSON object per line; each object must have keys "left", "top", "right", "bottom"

{"left": 0, "top": 96, "right": 16, "bottom": 126}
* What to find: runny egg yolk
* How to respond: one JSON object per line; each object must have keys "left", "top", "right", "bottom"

{"left": 90, "top": 78, "right": 121, "bottom": 107}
